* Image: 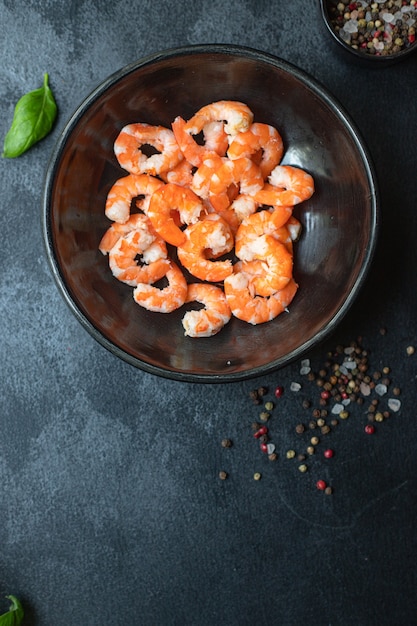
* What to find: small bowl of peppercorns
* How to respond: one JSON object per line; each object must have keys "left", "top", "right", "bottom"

{"left": 320, "top": 0, "right": 417, "bottom": 66}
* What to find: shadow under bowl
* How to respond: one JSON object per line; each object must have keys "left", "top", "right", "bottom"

{"left": 42, "top": 44, "right": 379, "bottom": 383}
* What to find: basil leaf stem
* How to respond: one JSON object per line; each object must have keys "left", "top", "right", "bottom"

{"left": 2, "top": 73, "right": 58, "bottom": 158}
{"left": 0, "top": 596, "right": 24, "bottom": 625}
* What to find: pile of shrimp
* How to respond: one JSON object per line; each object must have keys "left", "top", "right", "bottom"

{"left": 99, "top": 100, "right": 314, "bottom": 338}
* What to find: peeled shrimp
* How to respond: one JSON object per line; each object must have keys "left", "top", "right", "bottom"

{"left": 108, "top": 228, "right": 169, "bottom": 287}
{"left": 171, "top": 117, "right": 228, "bottom": 167}
{"left": 253, "top": 165, "right": 315, "bottom": 207}
{"left": 114, "top": 123, "right": 183, "bottom": 176}
{"left": 105, "top": 173, "right": 164, "bottom": 224}
{"left": 182, "top": 283, "right": 232, "bottom": 338}
{"left": 177, "top": 215, "right": 234, "bottom": 282}
{"left": 208, "top": 157, "right": 264, "bottom": 212}
{"left": 172, "top": 101, "right": 253, "bottom": 167}
{"left": 133, "top": 260, "right": 188, "bottom": 313}
{"left": 185, "top": 100, "right": 254, "bottom": 137}
{"left": 147, "top": 182, "right": 204, "bottom": 246}
{"left": 190, "top": 154, "right": 224, "bottom": 200}
{"left": 159, "top": 158, "right": 195, "bottom": 188}
{"left": 227, "top": 122, "right": 284, "bottom": 179}
{"left": 234, "top": 207, "right": 293, "bottom": 259}
{"left": 224, "top": 273, "right": 298, "bottom": 325}
{"left": 99, "top": 212, "right": 155, "bottom": 254}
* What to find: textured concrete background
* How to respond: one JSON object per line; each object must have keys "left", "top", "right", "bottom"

{"left": 1, "top": 1, "right": 417, "bottom": 624}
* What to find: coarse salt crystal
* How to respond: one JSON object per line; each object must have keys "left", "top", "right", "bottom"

{"left": 344, "top": 19, "right": 359, "bottom": 33}
{"left": 375, "top": 383, "right": 388, "bottom": 396}
{"left": 344, "top": 346, "right": 355, "bottom": 355}
{"left": 382, "top": 11, "right": 396, "bottom": 22}
{"left": 300, "top": 359, "right": 311, "bottom": 375}
{"left": 267, "top": 443, "right": 276, "bottom": 455}
{"left": 360, "top": 382, "right": 371, "bottom": 396}
{"left": 342, "top": 398, "right": 351, "bottom": 406}
{"left": 388, "top": 398, "right": 401, "bottom": 412}
{"left": 290, "top": 382, "right": 301, "bottom": 392}
{"left": 332, "top": 403, "right": 344, "bottom": 415}
{"left": 343, "top": 359, "right": 356, "bottom": 370}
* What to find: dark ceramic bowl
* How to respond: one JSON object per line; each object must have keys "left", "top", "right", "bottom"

{"left": 42, "top": 44, "right": 378, "bottom": 383}
{"left": 320, "top": 0, "right": 417, "bottom": 67}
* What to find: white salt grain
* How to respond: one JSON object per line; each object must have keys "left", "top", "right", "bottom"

{"left": 375, "top": 383, "right": 388, "bottom": 396}
{"left": 388, "top": 398, "right": 401, "bottom": 412}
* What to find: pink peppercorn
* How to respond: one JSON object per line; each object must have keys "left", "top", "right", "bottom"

{"left": 365, "top": 424, "right": 375, "bottom": 434}
{"left": 324, "top": 449, "right": 334, "bottom": 459}
{"left": 320, "top": 390, "right": 330, "bottom": 400}
{"left": 316, "top": 480, "right": 327, "bottom": 491}
{"left": 274, "top": 385, "right": 284, "bottom": 398}
{"left": 253, "top": 426, "right": 268, "bottom": 439}
{"left": 260, "top": 443, "right": 268, "bottom": 453}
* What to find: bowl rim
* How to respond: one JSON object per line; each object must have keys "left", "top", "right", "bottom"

{"left": 42, "top": 43, "right": 380, "bottom": 383}
{"left": 319, "top": 0, "right": 417, "bottom": 64}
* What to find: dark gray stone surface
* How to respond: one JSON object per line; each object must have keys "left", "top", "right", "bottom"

{"left": 1, "top": 1, "right": 417, "bottom": 624}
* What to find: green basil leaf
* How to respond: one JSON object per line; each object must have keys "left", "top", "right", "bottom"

{"left": 2, "top": 73, "right": 58, "bottom": 158}
{"left": 0, "top": 596, "right": 24, "bottom": 625}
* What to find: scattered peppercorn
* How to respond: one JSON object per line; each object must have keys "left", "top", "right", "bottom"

{"left": 221, "top": 438, "right": 233, "bottom": 448}
{"left": 274, "top": 385, "right": 284, "bottom": 398}
{"left": 219, "top": 471, "right": 228, "bottom": 480}
{"left": 259, "top": 411, "right": 270, "bottom": 422}
{"left": 254, "top": 426, "right": 268, "bottom": 439}
{"left": 316, "top": 479, "right": 327, "bottom": 491}
{"left": 365, "top": 424, "right": 375, "bottom": 434}
{"left": 324, "top": 449, "right": 335, "bottom": 458}
{"left": 253, "top": 472, "right": 262, "bottom": 481}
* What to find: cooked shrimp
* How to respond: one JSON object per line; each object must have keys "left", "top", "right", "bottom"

{"left": 182, "top": 283, "right": 232, "bottom": 338}
{"left": 172, "top": 101, "right": 253, "bottom": 167}
{"left": 209, "top": 157, "right": 264, "bottom": 212}
{"left": 227, "top": 122, "right": 284, "bottom": 178}
{"left": 105, "top": 173, "right": 164, "bottom": 224}
{"left": 159, "top": 158, "right": 195, "bottom": 188}
{"left": 186, "top": 100, "right": 254, "bottom": 137}
{"left": 132, "top": 260, "right": 188, "bottom": 313}
{"left": 108, "top": 228, "right": 169, "bottom": 287}
{"left": 229, "top": 194, "right": 259, "bottom": 223}
{"left": 234, "top": 208, "right": 293, "bottom": 259}
{"left": 147, "top": 182, "right": 204, "bottom": 247}
{"left": 224, "top": 273, "right": 298, "bottom": 325}
{"left": 235, "top": 209, "right": 294, "bottom": 295}
{"left": 203, "top": 121, "right": 229, "bottom": 155}
{"left": 177, "top": 215, "right": 234, "bottom": 282}
{"left": 171, "top": 118, "right": 228, "bottom": 167}
{"left": 114, "top": 123, "right": 183, "bottom": 176}
{"left": 286, "top": 215, "right": 302, "bottom": 242}
{"left": 99, "top": 213, "right": 154, "bottom": 254}
{"left": 190, "top": 154, "right": 224, "bottom": 199}
{"left": 253, "top": 165, "right": 315, "bottom": 206}
{"left": 241, "top": 235, "right": 293, "bottom": 296}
